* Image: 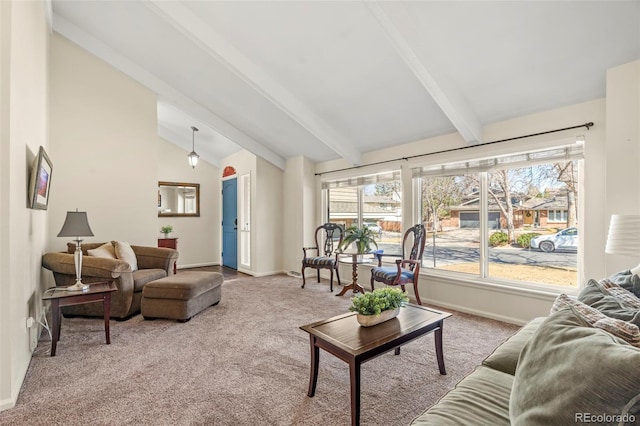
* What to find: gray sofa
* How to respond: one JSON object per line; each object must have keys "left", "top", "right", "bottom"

{"left": 42, "top": 242, "right": 178, "bottom": 319}
{"left": 412, "top": 271, "right": 640, "bottom": 425}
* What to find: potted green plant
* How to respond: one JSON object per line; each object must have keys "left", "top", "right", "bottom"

{"left": 349, "top": 288, "right": 409, "bottom": 327}
{"left": 160, "top": 225, "right": 173, "bottom": 238}
{"left": 339, "top": 225, "right": 379, "bottom": 254}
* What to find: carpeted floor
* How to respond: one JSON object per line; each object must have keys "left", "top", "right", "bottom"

{"left": 0, "top": 274, "right": 519, "bottom": 426}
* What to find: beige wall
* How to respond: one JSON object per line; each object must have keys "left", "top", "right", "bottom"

{"left": 49, "top": 33, "right": 158, "bottom": 251}
{"left": 605, "top": 61, "right": 640, "bottom": 275}
{"left": 283, "top": 156, "right": 316, "bottom": 275}
{"left": 256, "top": 156, "right": 283, "bottom": 275}
{"left": 157, "top": 137, "right": 219, "bottom": 268}
{"left": 0, "top": 0, "right": 50, "bottom": 410}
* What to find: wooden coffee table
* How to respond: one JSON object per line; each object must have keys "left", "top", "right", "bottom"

{"left": 300, "top": 304, "right": 451, "bottom": 426}
{"left": 42, "top": 281, "right": 117, "bottom": 356}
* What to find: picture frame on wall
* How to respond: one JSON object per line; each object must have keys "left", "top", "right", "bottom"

{"left": 28, "top": 146, "right": 53, "bottom": 210}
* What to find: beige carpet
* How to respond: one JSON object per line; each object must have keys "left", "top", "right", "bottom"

{"left": 1, "top": 274, "right": 519, "bottom": 426}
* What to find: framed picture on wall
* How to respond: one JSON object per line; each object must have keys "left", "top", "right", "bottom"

{"left": 28, "top": 146, "right": 53, "bottom": 210}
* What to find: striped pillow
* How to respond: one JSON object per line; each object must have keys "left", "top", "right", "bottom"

{"left": 551, "top": 294, "right": 640, "bottom": 347}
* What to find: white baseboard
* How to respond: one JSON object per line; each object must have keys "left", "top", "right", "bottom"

{"left": 177, "top": 262, "right": 219, "bottom": 269}
{"left": 238, "top": 268, "right": 286, "bottom": 277}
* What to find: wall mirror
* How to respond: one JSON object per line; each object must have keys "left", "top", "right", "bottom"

{"left": 158, "top": 181, "right": 200, "bottom": 217}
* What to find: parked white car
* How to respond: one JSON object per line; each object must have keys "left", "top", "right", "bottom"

{"left": 363, "top": 221, "right": 382, "bottom": 236}
{"left": 530, "top": 227, "right": 578, "bottom": 252}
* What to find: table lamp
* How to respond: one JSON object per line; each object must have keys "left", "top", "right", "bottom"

{"left": 605, "top": 214, "right": 640, "bottom": 276}
{"left": 57, "top": 210, "right": 94, "bottom": 291}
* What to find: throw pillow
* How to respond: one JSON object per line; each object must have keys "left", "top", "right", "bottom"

{"left": 510, "top": 305, "right": 640, "bottom": 425}
{"left": 578, "top": 279, "right": 640, "bottom": 326}
{"left": 87, "top": 242, "right": 116, "bottom": 259}
{"left": 551, "top": 294, "right": 640, "bottom": 347}
{"left": 114, "top": 241, "right": 138, "bottom": 271}
{"left": 598, "top": 278, "right": 640, "bottom": 309}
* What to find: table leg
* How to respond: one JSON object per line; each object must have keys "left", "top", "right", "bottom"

{"left": 307, "top": 336, "right": 319, "bottom": 397}
{"left": 435, "top": 322, "right": 446, "bottom": 375}
{"left": 349, "top": 359, "right": 361, "bottom": 426}
{"left": 104, "top": 293, "right": 111, "bottom": 345}
{"left": 336, "top": 263, "right": 365, "bottom": 296}
{"left": 50, "top": 300, "right": 61, "bottom": 357}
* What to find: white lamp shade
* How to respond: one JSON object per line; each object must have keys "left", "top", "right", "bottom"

{"left": 57, "top": 211, "right": 94, "bottom": 238}
{"left": 605, "top": 215, "right": 640, "bottom": 256}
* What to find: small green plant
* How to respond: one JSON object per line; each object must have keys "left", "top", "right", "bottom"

{"left": 516, "top": 232, "right": 541, "bottom": 248}
{"left": 339, "top": 225, "right": 379, "bottom": 254}
{"left": 488, "top": 231, "right": 509, "bottom": 247}
{"left": 349, "top": 288, "right": 409, "bottom": 316}
{"left": 160, "top": 225, "right": 173, "bottom": 235}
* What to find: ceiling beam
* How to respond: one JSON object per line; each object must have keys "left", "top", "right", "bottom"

{"left": 52, "top": 14, "right": 286, "bottom": 170}
{"left": 145, "top": 1, "right": 363, "bottom": 165}
{"left": 366, "top": 2, "right": 483, "bottom": 145}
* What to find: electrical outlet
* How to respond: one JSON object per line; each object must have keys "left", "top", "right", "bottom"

{"left": 26, "top": 317, "right": 34, "bottom": 328}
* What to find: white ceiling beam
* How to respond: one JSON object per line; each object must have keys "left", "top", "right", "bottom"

{"left": 366, "top": 1, "right": 483, "bottom": 145}
{"left": 52, "top": 13, "right": 286, "bottom": 170}
{"left": 145, "top": 1, "right": 363, "bottom": 166}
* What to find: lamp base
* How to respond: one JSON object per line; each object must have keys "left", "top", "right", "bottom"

{"left": 63, "top": 280, "right": 90, "bottom": 292}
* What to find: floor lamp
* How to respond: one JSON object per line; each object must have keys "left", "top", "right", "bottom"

{"left": 605, "top": 214, "right": 640, "bottom": 276}
{"left": 57, "top": 210, "right": 94, "bottom": 291}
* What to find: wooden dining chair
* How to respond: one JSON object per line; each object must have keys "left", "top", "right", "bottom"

{"left": 301, "top": 223, "right": 344, "bottom": 292}
{"left": 370, "top": 224, "right": 427, "bottom": 305}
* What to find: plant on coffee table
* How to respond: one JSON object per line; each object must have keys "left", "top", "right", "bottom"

{"left": 350, "top": 288, "right": 409, "bottom": 315}
{"left": 350, "top": 288, "right": 409, "bottom": 327}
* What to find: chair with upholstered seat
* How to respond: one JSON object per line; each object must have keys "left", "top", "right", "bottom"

{"left": 370, "top": 224, "right": 427, "bottom": 305}
{"left": 301, "top": 223, "right": 344, "bottom": 292}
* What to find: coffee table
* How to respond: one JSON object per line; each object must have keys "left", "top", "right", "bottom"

{"left": 300, "top": 304, "right": 451, "bottom": 426}
{"left": 42, "top": 281, "right": 117, "bottom": 356}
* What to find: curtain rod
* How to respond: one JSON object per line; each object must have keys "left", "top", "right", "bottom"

{"left": 315, "top": 121, "right": 594, "bottom": 177}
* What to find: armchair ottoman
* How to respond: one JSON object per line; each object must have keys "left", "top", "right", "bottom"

{"left": 42, "top": 242, "right": 178, "bottom": 320}
{"left": 141, "top": 271, "right": 223, "bottom": 322}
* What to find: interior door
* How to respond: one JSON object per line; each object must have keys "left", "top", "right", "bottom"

{"left": 222, "top": 178, "right": 238, "bottom": 269}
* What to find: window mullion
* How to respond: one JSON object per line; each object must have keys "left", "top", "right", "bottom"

{"left": 479, "top": 172, "right": 489, "bottom": 278}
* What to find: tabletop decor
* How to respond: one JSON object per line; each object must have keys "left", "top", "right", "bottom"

{"left": 339, "top": 224, "right": 379, "bottom": 255}
{"left": 349, "top": 287, "right": 409, "bottom": 327}
{"left": 160, "top": 224, "right": 173, "bottom": 237}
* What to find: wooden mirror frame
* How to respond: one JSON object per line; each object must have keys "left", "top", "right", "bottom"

{"left": 158, "top": 181, "right": 200, "bottom": 217}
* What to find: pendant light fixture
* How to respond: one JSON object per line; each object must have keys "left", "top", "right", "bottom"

{"left": 187, "top": 126, "right": 200, "bottom": 169}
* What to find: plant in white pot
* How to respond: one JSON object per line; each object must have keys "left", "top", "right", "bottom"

{"left": 349, "top": 287, "right": 409, "bottom": 327}
{"left": 160, "top": 225, "right": 173, "bottom": 238}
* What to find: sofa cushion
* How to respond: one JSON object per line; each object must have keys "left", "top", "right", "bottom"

{"left": 132, "top": 269, "right": 166, "bottom": 292}
{"left": 607, "top": 269, "right": 640, "bottom": 298}
{"left": 115, "top": 241, "right": 138, "bottom": 271}
{"left": 510, "top": 305, "right": 640, "bottom": 425}
{"left": 87, "top": 242, "right": 116, "bottom": 259}
{"left": 411, "top": 366, "right": 513, "bottom": 426}
{"left": 482, "top": 317, "right": 544, "bottom": 376}
{"left": 577, "top": 279, "right": 640, "bottom": 326}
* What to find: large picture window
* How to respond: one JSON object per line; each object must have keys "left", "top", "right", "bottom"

{"left": 413, "top": 143, "right": 582, "bottom": 288}
{"left": 324, "top": 171, "right": 403, "bottom": 255}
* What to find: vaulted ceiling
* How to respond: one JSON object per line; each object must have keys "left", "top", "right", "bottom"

{"left": 51, "top": 1, "right": 640, "bottom": 169}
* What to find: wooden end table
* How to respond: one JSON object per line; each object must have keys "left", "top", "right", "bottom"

{"left": 336, "top": 253, "right": 373, "bottom": 296}
{"left": 42, "top": 281, "right": 117, "bottom": 356}
{"left": 300, "top": 304, "right": 451, "bottom": 426}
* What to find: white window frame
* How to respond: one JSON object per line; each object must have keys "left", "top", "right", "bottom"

{"left": 411, "top": 143, "right": 583, "bottom": 292}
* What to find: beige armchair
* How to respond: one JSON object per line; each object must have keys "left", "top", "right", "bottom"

{"left": 42, "top": 242, "right": 178, "bottom": 320}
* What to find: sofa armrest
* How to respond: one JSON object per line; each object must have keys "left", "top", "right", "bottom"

{"left": 132, "top": 245, "right": 178, "bottom": 274}
{"left": 481, "top": 317, "right": 545, "bottom": 376}
{"left": 42, "top": 252, "right": 131, "bottom": 278}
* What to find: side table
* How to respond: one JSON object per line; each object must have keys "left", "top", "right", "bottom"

{"left": 158, "top": 237, "right": 178, "bottom": 274}
{"left": 42, "top": 281, "right": 117, "bottom": 356}
{"left": 336, "top": 253, "right": 373, "bottom": 296}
